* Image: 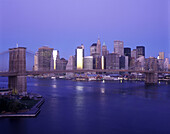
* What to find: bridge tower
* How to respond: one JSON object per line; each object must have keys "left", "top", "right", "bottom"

{"left": 145, "top": 72, "right": 158, "bottom": 85}
{"left": 8, "top": 47, "right": 27, "bottom": 95}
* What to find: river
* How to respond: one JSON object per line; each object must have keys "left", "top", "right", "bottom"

{"left": 0, "top": 77, "right": 170, "bottom": 134}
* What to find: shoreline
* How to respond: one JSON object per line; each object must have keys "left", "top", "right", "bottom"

{"left": 0, "top": 97, "right": 45, "bottom": 118}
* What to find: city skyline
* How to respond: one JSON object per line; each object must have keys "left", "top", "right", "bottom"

{"left": 0, "top": 0, "right": 169, "bottom": 59}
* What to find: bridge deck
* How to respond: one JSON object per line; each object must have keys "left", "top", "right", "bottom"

{"left": 0, "top": 69, "right": 170, "bottom": 76}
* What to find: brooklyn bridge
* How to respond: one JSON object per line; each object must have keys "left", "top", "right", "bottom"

{"left": 0, "top": 47, "right": 169, "bottom": 95}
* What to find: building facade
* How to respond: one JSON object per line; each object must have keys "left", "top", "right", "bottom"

{"left": 75, "top": 45, "right": 84, "bottom": 70}
{"left": 83, "top": 56, "right": 93, "bottom": 70}
{"left": 102, "top": 42, "right": 109, "bottom": 56}
{"left": 38, "top": 46, "right": 53, "bottom": 71}
{"left": 136, "top": 46, "right": 145, "bottom": 58}
{"left": 97, "top": 38, "right": 101, "bottom": 56}
{"left": 106, "top": 53, "right": 119, "bottom": 69}
{"left": 114, "top": 40, "right": 124, "bottom": 56}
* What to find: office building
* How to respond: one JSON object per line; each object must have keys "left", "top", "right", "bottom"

{"left": 158, "top": 52, "right": 164, "bottom": 60}
{"left": 66, "top": 56, "right": 75, "bottom": 70}
{"left": 97, "top": 38, "right": 101, "bottom": 56}
{"left": 83, "top": 56, "right": 93, "bottom": 70}
{"left": 136, "top": 46, "right": 145, "bottom": 58}
{"left": 102, "top": 42, "right": 109, "bottom": 56}
{"left": 90, "top": 43, "right": 98, "bottom": 56}
{"left": 131, "top": 49, "right": 137, "bottom": 59}
{"left": 53, "top": 50, "right": 59, "bottom": 70}
{"left": 145, "top": 57, "right": 158, "bottom": 71}
{"left": 164, "top": 58, "right": 169, "bottom": 71}
{"left": 75, "top": 44, "right": 84, "bottom": 70}
{"left": 38, "top": 46, "right": 53, "bottom": 71}
{"left": 34, "top": 52, "right": 38, "bottom": 71}
{"left": 93, "top": 55, "right": 101, "bottom": 69}
{"left": 124, "top": 47, "right": 131, "bottom": 67}
{"left": 106, "top": 53, "right": 119, "bottom": 69}
{"left": 114, "top": 40, "right": 124, "bottom": 56}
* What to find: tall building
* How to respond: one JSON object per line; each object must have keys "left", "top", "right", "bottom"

{"left": 53, "top": 50, "right": 59, "bottom": 70}
{"left": 38, "top": 46, "right": 53, "bottom": 71}
{"left": 97, "top": 38, "right": 101, "bottom": 56}
{"left": 83, "top": 56, "right": 93, "bottom": 70}
{"left": 136, "top": 56, "right": 145, "bottom": 71}
{"left": 66, "top": 56, "right": 75, "bottom": 78}
{"left": 106, "top": 53, "right": 119, "bottom": 69}
{"left": 164, "top": 58, "right": 169, "bottom": 71}
{"left": 93, "top": 55, "right": 101, "bottom": 69}
{"left": 145, "top": 57, "right": 158, "bottom": 71}
{"left": 114, "top": 40, "right": 124, "bottom": 56}
{"left": 66, "top": 56, "right": 75, "bottom": 70}
{"left": 131, "top": 49, "right": 137, "bottom": 59}
{"left": 90, "top": 43, "right": 97, "bottom": 56}
{"left": 75, "top": 45, "right": 84, "bottom": 70}
{"left": 124, "top": 47, "right": 131, "bottom": 68}
{"left": 101, "top": 56, "right": 106, "bottom": 70}
{"left": 119, "top": 56, "right": 125, "bottom": 69}
{"left": 34, "top": 52, "right": 38, "bottom": 71}
{"left": 136, "top": 46, "right": 145, "bottom": 58}
{"left": 158, "top": 52, "right": 164, "bottom": 60}
{"left": 60, "top": 58, "right": 68, "bottom": 70}
{"left": 158, "top": 59, "right": 164, "bottom": 71}
{"left": 102, "top": 42, "right": 109, "bottom": 56}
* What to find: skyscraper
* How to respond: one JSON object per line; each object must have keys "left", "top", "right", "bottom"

{"left": 102, "top": 42, "right": 109, "bottom": 56}
{"left": 34, "top": 52, "right": 38, "bottom": 71}
{"left": 158, "top": 52, "right": 164, "bottom": 60}
{"left": 38, "top": 46, "right": 53, "bottom": 71}
{"left": 90, "top": 43, "right": 97, "bottom": 56}
{"left": 66, "top": 56, "right": 75, "bottom": 70}
{"left": 124, "top": 47, "right": 131, "bottom": 68}
{"left": 145, "top": 57, "right": 158, "bottom": 71}
{"left": 106, "top": 53, "right": 119, "bottom": 70}
{"left": 75, "top": 44, "right": 84, "bottom": 70}
{"left": 97, "top": 38, "right": 101, "bottom": 56}
{"left": 83, "top": 56, "right": 93, "bottom": 70}
{"left": 114, "top": 40, "right": 124, "bottom": 56}
{"left": 131, "top": 49, "right": 137, "bottom": 59}
{"left": 136, "top": 46, "right": 145, "bottom": 58}
{"left": 53, "top": 50, "right": 59, "bottom": 70}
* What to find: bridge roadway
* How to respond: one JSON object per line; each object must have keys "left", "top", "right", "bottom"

{"left": 0, "top": 69, "right": 170, "bottom": 77}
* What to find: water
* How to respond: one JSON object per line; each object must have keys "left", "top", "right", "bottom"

{"left": 0, "top": 77, "right": 170, "bottom": 134}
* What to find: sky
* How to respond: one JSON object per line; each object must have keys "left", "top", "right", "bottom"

{"left": 0, "top": 0, "right": 169, "bottom": 59}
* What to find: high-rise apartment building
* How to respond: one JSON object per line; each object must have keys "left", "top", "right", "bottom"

{"left": 38, "top": 46, "right": 53, "bottom": 71}
{"left": 114, "top": 40, "right": 124, "bottom": 56}
{"left": 136, "top": 46, "right": 145, "bottom": 58}
{"left": 75, "top": 45, "right": 84, "bottom": 70}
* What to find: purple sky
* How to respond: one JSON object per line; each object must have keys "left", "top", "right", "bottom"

{"left": 0, "top": 0, "right": 169, "bottom": 59}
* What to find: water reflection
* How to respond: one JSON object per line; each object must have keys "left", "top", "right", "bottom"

{"left": 76, "top": 86, "right": 84, "bottom": 91}
{"left": 101, "top": 88, "right": 105, "bottom": 94}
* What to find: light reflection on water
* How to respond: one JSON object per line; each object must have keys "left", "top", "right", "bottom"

{"left": 0, "top": 77, "right": 170, "bottom": 134}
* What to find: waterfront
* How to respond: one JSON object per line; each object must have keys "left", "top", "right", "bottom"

{"left": 0, "top": 77, "right": 170, "bottom": 134}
